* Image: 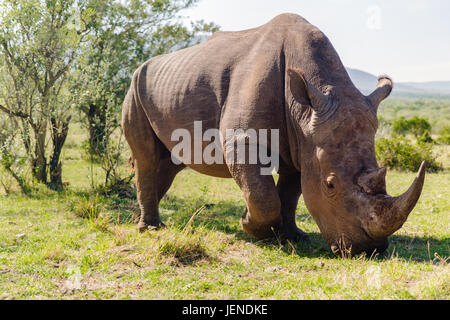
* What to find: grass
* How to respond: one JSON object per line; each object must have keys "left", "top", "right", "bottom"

{"left": 0, "top": 122, "right": 449, "bottom": 300}
{"left": 379, "top": 98, "right": 450, "bottom": 133}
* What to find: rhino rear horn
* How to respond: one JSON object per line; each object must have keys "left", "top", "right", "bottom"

{"left": 287, "top": 68, "right": 330, "bottom": 114}
{"left": 367, "top": 76, "right": 394, "bottom": 112}
{"left": 358, "top": 167, "right": 387, "bottom": 195}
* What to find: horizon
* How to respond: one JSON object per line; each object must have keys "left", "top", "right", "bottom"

{"left": 183, "top": 0, "right": 450, "bottom": 83}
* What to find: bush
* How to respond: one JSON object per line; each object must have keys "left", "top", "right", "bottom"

{"left": 375, "top": 136, "right": 443, "bottom": 172}
{"left": 436, "top": 126, "right": 450, "bottom": 145}
{"left": 392, "top": 116, "right": 409, "bottom": 135}
{"left": 80, "top": 139, "right": 101, "bottom": 162}
{"left": 417, "top": 130, "right": 434, "bottom": 144}
{"left": 392, "top": 116, "right": 432, "bottom": 137}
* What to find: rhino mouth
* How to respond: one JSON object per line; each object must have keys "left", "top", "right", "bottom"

{"left": 330, "top": 231, "right": 389, "bottom": 257}
{"left": 358, "top": 228, "right": 390, "bottom": 255}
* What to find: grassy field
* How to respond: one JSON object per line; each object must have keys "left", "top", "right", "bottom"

{"left": 0, "top": 120, "right": 449, "bottom": 300}
{"left": 379, "top": 98, "right": 450, "bottom": 133}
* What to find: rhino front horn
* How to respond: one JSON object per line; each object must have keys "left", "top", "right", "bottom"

{"left": 364, "top": 161, "right": 426, "bottom": 239}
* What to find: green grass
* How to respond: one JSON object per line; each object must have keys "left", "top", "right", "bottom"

{"left": 0, "top": 121, "right": 449, "bottom": 300}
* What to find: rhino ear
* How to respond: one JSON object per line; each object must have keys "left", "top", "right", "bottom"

{"left": 287, "top": 68, "right": 329, "bottom": 112}
{"left": 367, "top": 76, "right": 393, "bottom": 112}
{"left": 288, "top": 68, "right": 311, "bottom": 106}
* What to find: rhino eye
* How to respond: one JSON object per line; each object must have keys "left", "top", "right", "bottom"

{"left": 326, "top": 176, "right": 337, "bottom": 188}
{"left": 323, "top": 175, "right": 338, "bottom": 197}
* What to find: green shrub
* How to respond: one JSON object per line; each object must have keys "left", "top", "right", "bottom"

{"left": 375, "top": 136, "right": 443, "bottom": 172}
{"left": 417, "top": 130, "right": 434, "bottom": 144}
{"left": 392, "top": 116, "right": 409, "bottom": 135}
{"left": 392, "top": 116, "right": 432, "bottom": 137}
{"left": 80, "top": 139, "right": 102, "bottom": 162}
{"left": 436, "top": 126, "right": 450, "bottom": 145}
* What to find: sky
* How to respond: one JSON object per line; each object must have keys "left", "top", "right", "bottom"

{"left": 183, "top": 0, "right": 450, "bottom": 82}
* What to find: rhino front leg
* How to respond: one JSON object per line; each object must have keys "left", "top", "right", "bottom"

{"left": 229, "top": 163, "right": 282, "bottom": 239}
{"left": 276, "top": 171, "right": 310, "bottom": 243}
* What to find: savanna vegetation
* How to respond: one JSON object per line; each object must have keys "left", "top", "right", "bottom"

{"left": 0, "top": 0, "right": 448, "bottom": 300}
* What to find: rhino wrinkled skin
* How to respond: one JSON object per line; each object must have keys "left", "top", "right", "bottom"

{"left": 122, "top": 13, "right": 426, "bottom": 256}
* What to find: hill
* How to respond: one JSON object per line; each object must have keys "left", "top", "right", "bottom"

{"left": 346, "top": 67, "right": 450, "bottom": 97}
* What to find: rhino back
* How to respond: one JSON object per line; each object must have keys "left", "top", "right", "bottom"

{"left": 134, "top": 20, "right": 289, "bottom": 151}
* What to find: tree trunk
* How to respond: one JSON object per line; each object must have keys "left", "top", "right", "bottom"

{"left": 31, "top": 122, "right": 47, "bottom": 184}
{"left": 49, "top": 116, "right": 71, "bottom": 189}
{"left": 4, "top": 164, "right": 30, "bottom": 195}
{"left": 87, "top": 103, "right": 107, "bottom": 157}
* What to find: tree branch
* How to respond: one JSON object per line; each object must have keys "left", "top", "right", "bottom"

{"left": 0, "top": 104, "right": 29, "bottom": 119}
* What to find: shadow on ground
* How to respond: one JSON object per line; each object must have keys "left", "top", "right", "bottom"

{"left": 116, "top": 193, "right": 449, "bottom": 263}
{"left": 385, "top": 234, "right": 449, "bottom": 263}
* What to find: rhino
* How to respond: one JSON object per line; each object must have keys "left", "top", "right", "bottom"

{"left": 122, "top": 13, "right": 426, "bottom": 256}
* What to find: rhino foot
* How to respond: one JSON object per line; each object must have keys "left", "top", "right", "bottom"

{"left": 278, "top": 226, "right": 311, "bottom": 244}
{"left": 137, "top": 221, "right": 166, "bottom": 233}
{"left": 241, "top": 218, "right": 277, "bottom": 240}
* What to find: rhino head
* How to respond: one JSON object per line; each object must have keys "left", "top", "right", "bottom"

{"left": 287, "top": 68, "right": 426, "bottom": 256}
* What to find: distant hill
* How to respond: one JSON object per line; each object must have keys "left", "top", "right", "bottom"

{"left": 346, "top": 67, "right": 450, "bottom": 97}
{"left": 400, "top": 81, "right": 450, "bottom": 95}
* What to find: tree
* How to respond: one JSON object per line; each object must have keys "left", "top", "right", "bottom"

{"left": 0, "top": 0, "right": 218, "bottom": 191}
{"left": 0, "top": 0, "right": 94, "bottom": 187}
{"left": 75, "top": 0, "right": 218, "bottom": 186}
{"left": 0, "top": 114, "right": 30, "bottom": 194}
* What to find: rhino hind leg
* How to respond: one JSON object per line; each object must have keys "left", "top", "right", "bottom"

{"left": 133, "top": 147, "right": 185, "bottom": 233}
{"left": 276, "top": 171, "right": 310, "bottom": 243}
{"left": 125, "top": 130, "right": 162, "bottom": 232}
{"left": 122, "top": 90, "right": 180, "bottom": 232}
